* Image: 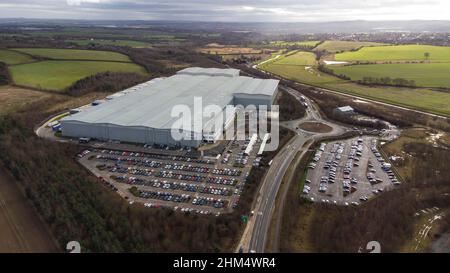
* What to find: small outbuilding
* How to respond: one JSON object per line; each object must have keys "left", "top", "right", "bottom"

{"left": 335, "top": 106, "right": 355, "bottom": 115}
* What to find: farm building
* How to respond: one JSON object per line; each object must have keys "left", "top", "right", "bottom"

{"left": 60, "top": 67, "right": 279, "bottom": 148}
{"left": 335, "top": 106, "right": 355, "bottom": 115}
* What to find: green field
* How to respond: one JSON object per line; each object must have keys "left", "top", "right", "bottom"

{"left": 259, "top": 63, "right": 340, "bottom": 85}
{"left": 270, "top": 41, "right": 321, "bottom": 47}
{"left": 335, "top": 45, "right": 450, "bottom": 62}
{"left": 10, "top": 61, "right": 146, "bottom": 90}
{"left": 272, "top": 51, "right": 317, "bottom": 66}
{"left": 328, "top": 82, "right": 450, "bottom": 117}
{"left": 0, "top": 49, "right": 34, "bottom": 65}
{"left": 258, "top": 50, "right": 335, "bottom": 84}
{"left": 67, "top": 39, "right": 152, "bottom": 48}
{"left": 314, "top": 41, "right": 386, "bottom": 53}
{"left": 13, "top": 48, "right": 131, "bottom": 62}
{"left": 259, "top": 58, "right": 450, "bottom": 117}
{"left": 332, "top": 63, "right": 450, "bottom": 88}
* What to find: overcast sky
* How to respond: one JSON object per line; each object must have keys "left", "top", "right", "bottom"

{"left": 0, "top": 0, "right": 450, "bottom": 22}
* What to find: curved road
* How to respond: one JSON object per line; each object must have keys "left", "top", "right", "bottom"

{"left": 237, "top": 63, "right": 448, "bottom": 253}
{"left": 259, "top": 68, "right": 450, "bottom": 121}
{"left": 237, "top": 85, "right": 350, "bottom": 253}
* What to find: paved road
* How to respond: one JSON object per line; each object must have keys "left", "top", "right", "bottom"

{"left": 258, "top": 69, "right": 450, "bottom": 121}
{"left": 237, "top": 63, "right": 450, "bottom": 253}
{"left": 238, "top": 85, "right": 349, "bottom": 253}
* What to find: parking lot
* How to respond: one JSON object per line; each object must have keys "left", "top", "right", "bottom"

{"left": 77, "top": 136, "right": 264, "bottom": 215}
{"left": 302, "top": 136, "right": 401, "bottom": 206}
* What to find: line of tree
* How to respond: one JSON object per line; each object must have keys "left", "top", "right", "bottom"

{"left": 227, "top": 55, "right": 263, "bottom": 65}
{"left": 0, "top": 62, "right": 10, "bottom": 85}
{"left": 278, "top": 90, "right": 307, "bottom": 121}
{"left": 358, "top": 76, "right": 416, "bottom": 88}
{"left": 66, "top": 72, "right": 149, "bottom": 97}
{"left": 318, "top": 64, "right": 351, "bottom": 80}
{"left": 318, "top": 64, "right": 416, "bottom": 88}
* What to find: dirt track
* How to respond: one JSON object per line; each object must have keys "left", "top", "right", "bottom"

{"left": 0, "top": 168, "right": 59, "bottom": 253}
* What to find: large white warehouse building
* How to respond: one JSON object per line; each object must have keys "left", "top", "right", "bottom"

{"left": 60, "top": 67, "right": 279, "bottom": 148}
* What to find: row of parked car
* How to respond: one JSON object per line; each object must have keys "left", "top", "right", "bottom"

{"left": 206, "top": 176, "right": 237, "bottom": 186}
{"left": 77, "top": 149, "right": 91, "bottom": 158}
{"left": 341, "top": 142, "right": 361, "bottom": 194}
{"left": 178, "top": 207, "right": 214, "bottom": 215}
{"left": 139, "top": 190, "right": 192, "bottom": 203}
{"left": 324, "top": 143, "right": 344, "bottom": 186}
{"left": 192, "top": 197, "right": 226, "bottom": 209}
{"left": 163, "top": 163, "right": 210, "bottom": 174}
{"left": 319, "top": 176, "right": 328, "bottom": 193}
{"left": 96, "top": 149, "right": 214, "bottom": 165}
{"left": 370, "top": 140, "right": 401, "bottom": 186}
{"left": 104, "top": 164, "right": 154, "bottom": 177}
{"left": 114, "top": 175, "right": 145, "bottom": 185}
{"left": 252, "top": 157, "right": 262, "bottom": 167}
{"left": 234, "top": 152, "right": 249, "bottom": 167}
{"left": 312, "top": 149, "right": 324, "bottom": 163}
{"left": 199, "top": 186, "right": 232, "bottom": 196}
{"left": 155, "top": 170, "right": 205, "bottom": 182}
{"left": 212, "top": 168, "right": 241, "bottom": 177}
{"left": 96, "top": 154, "right": 162, "bottom": 168}
{"left": 143, "top": 180, "right": 198, "bottom": 192}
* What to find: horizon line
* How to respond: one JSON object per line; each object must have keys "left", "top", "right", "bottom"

{"left": 1, "top": 18, "right": 450, "bottom": 24}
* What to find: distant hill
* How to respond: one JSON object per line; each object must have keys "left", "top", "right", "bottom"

{"left": 1, "top": 19, "right": 450, "bottom": 34}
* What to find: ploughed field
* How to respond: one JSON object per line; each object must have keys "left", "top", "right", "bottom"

{"left": 1, "top": 48, "right": 147, "bottom": 91}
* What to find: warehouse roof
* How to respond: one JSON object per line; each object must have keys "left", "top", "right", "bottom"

{"left": 177, "top": 67, "right": 240, "bottom": 77}
{"left": 61, "top": 68, "right": 279, "bottom": 132}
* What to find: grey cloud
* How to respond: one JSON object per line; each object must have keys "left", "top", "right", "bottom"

{"left": 0, "top": 0, "right": 448, "bottom": 21}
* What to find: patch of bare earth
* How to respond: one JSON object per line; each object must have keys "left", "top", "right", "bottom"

{"left": 0, "top": 85, "right": 53, "bottom": 116}
{"left": 299, "top": 122, "right": 333, "bottom": 133}
{"left": 0, "top": 167, "right": 59, "bottom": 252}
